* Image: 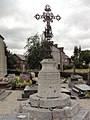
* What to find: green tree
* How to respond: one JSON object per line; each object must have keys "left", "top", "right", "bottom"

{"left": 71, "top": 46, "right": 82, "bottom": 69}
{"left": 74, "top": 46, "right": 79, "bottom": 58}
{"left": 25, "top": 33, "right": 52, "bottom": 70}
{"left": 6, "top": 50, "right": 16, "bottom": 69}
{"left": 71, "top": 47, "right": 90, "bottom": 69}
{"left": 80, "top": 50, "right": 90, "bottom": 65}
{"left": 25, "top": 34, "right": 41, "bottom": 69}
{"left": 74, "top": 46, "right": 81, "bottom": 59}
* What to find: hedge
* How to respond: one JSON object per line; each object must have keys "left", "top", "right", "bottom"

{"left": 60, "top": 72, "right": 88, "bottom": 80}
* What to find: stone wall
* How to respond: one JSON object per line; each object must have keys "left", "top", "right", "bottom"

{"left": 0, "top": 35, "right": 7, "bottom": 78}
{"left": 52, "top": 45, "right": 65, "bottom": 71}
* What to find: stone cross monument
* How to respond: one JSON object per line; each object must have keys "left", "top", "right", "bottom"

{"left": 34, "top": 4, "right": 61, "bottom": 98}
{"left": 35, "top": 4, "right": 61, "bottom": 58}
{"left": 17, "top": 5, "right": 89, "bottom": 120}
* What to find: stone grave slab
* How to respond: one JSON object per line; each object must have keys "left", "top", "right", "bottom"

{"left": 75, "top": 84, "right": 90, "bottom": 92}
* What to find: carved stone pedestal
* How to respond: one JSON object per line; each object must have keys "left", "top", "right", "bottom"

{"left": 20, "top": 59, "right": 89, "bottom": 120}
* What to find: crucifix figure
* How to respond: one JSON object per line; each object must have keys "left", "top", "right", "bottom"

{"left": 34, "top": 4, "right": 61, "bottom": 58}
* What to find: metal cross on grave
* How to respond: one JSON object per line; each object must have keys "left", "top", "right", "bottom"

{"left": 34, "top": 4, "right": 61, "bottom": 41}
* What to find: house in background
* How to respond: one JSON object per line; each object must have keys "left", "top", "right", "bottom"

{"left": 52, "top": 43, "right": 71, "bottom": 71}
{"left": 14, "top": 43, "right": 71, "bottom": 72}
{"left": 14, "top": 54, "right": 26, "bottom": 70}
{"left": 64, "top": 54, "right": 71, "bottom": 65}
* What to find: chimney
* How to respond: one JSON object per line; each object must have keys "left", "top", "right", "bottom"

{"left": 50, "top": 41, "right": 54, "bottom": 45}
{"left": 59, "top": 47, "right": 64, "bottom": 52}
{"left": 54, "top": 44, "right": 58, "bottom": 47}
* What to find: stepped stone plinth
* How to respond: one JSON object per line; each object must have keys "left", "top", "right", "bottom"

{"left": 19, "top": 58, "right": 89, "bottom": 120}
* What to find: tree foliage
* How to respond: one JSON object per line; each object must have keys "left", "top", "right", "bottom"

{"left": 6, "top": 50, "right": 16, "bottom": 69}
{"left": 80, "top": 50, "right": 90, "bottom": 65}
{"left": 74, "top": 46, "right": 81, "bottom": 59}
{"left": 25, "top": 33, "right": 51, "bottom": 70}
{"left": 71, "top": 46, "right": 90, "bottom": 69}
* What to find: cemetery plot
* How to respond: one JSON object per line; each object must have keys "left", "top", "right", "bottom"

{"left": 72, "top": 84, "right": 90, "bottom": 98}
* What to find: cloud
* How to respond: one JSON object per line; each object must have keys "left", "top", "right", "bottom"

{"left": 0, "top": 0, "right": 18, "bottom": 17}
{"left": 0, "top": 0, "right": 90, "bottom": 57}
{"left": 81, "top": 0, "right": 90, "bottom": 6}
{"left": 53, "top": 0, "right": 90, "bottom": 57}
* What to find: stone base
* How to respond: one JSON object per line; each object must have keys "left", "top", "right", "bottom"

{"left": 30, "top": 93, "right": 70, "bottom": 108}
{"left": 15, "top": 57, "right": 89, "bottom": 120}
{"left": 0, "top": 109, "right": 89, "bottom": 120}
{"left": 19, "top": 94, "right": 89, "bottom": 120}
{"left": 20, "top": 103, "right": 89, "bottom": 120}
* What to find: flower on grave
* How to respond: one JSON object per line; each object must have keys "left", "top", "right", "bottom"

{"left": 29, "top": 79, "right": 32, "bottom": 85}
{"left": 12, "top": 76, "right": 19, "bottom": 85}
{"left": 15, "top": 76, "right": 20, "bottom": 82}
{"left": 84, "top": 91, "right": 90, "bottom": 98}
{"left": 22, "top": 80, "right": 27, "bottom": 87}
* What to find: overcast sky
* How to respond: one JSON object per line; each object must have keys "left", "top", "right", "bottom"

{"left": 0, "top": 0, "right": 90, "bottom": 57}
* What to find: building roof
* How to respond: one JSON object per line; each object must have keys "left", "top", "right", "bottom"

{"left": 14, "top": 54, "right": 25, "bottom": 61}
{"left": 65, "top": 54, "right": 69, "bottom": 59}
{"left": 0, "top": 35, "right": 4, "bottom": 40}
{"left": 52, "top": 44, "right": 64, "bottom": 53}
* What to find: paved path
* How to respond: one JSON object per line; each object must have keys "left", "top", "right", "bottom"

{"left": 0, "top": 90, "right": 28, "bottom": 115}
{"left": 0, "top": 86, "right": 90, "bottom": 119}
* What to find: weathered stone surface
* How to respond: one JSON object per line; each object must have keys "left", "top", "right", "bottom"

{"left": 67, "top": 108, "right": 89, "bottom": 120}
{"left": 7, "top": 74, "right": 15, "bottom": 80}
{"left": 0, "top": 91, "right": 11, "bottom": 101}
{"left": 23, "top": 106, "right": 52, "bottom": 120}
{"left": 30, "top": 93, "right": 70, "bottom": 108}
{"left": 0, "top": 35, "right": 7, "bottom": 78}
{"left": 0, "top": 113, "right": 31, "bottom": 120}
{"left": 21, "top": 100, "right": 89, "bottom": 120}
{"left": 64, "top": 102, "right": 80, "bottom": 118}
{"left": 38, "top": 59, "right": 61, "bottom": 98}
{"left": 53, "top": 108, "right": 65, "bottom": 119}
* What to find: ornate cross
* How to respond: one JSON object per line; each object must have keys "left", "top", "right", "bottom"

{"left": 34, "top": 4, "right": 61, "bottom": 40}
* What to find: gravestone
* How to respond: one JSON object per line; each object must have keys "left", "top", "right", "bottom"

{"left": 7, "top": 74, "right": 15, "bottom": 81}
{"left": 22, "top": 64, "right": 26, "bottom": 73}
{"left": 68, "top": 74, "right": 83, "bottom": 88}
{"left": 22, "top": 85, "right": 38, "bottom": 99}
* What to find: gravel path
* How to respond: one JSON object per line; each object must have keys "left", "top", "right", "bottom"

{"left": 0, "top": 87, "right": 90, "bottom": 119}
{"left": 0, "top": 90, "right": 28, "bottom": 115}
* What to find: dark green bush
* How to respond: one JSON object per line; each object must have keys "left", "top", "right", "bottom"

{"left": 63, "top": 64, "right": 73, "bottom": 70}
{"left": 60, "top": 71, "right": 88, "bottom": 80}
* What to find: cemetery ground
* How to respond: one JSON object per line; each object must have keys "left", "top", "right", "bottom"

{"left": 0, "top": 83, "right": 90, "bottom": 119}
